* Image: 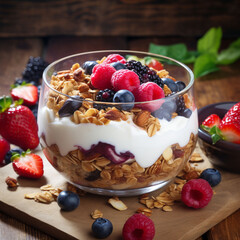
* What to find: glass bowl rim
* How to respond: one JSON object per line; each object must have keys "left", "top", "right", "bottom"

{"left": 42, "top": 50, "right": 195, "bottom": 105}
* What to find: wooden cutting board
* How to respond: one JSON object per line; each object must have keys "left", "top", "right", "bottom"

{"left": 0, "top": 144, "right": 239, "bottom": 240}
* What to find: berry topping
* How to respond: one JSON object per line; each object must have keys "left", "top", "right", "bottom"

{"left": 5, "top": 148, "right": 23, "bottom": 165}
{"left": 82, "top": 61, "right": 98, "bottom": 75}
{"left": 92, "top": 217, "right": 113, "bottom": 239}
{"left": 219, "top": 102, "right": 240, "bottom": 144}
{"left": 58, "top": 96, "right": 83, "bottom": 118}
{"left": 176, "top": 95, "right": 186, "bottom": 114}
{"left": 57, "top": 191, "right": 80, "bottom": 211}
{"left": 153, "top": 98, "right": 177, "bottom": 121}
{"left": 113, "top": 90, "right": 135, "bottom": 111}
{"left": 162, "top": 78, "right": 178, "bottom": 93}
{"left": 96, "top": 89, "right": 115, "bottom": 102}
{"left": 122, "top": 213, "right": 155, "bottom": 240}
{"left": 181, "top": 179, "right": 213, "bottom": 209}
{"left": 111, "top": 69, "right": 140, "bottom": 93}
{"left": 91, "top": 64, "right": 116, "bottom": 90}
{"left": 110, "top": 61, "right": 127, "bottom": 71}
{"left": 0, "top": 138, "right": 10, "bottom": 165}
{"left": 200, "top": 168, "right": 222, "bottom": 187}
{"left": 22, "top": 56, "right": 48, "bottom": 85}
{"left": 0, "top": 97, "right": 39, "bottom": 150}
{"left": 134, "top": 82, "right": 165, "bottom": 112}
{"left": 103, "top": 54, "right": 126, "bottom": 64}
{"left": 175, "top": 81, "right": 186, "bottom": 91}
{"left": 12, "top": 150, "right": 44, "bottom": 179}
{"left": 147, "top": 58, "right": 164, "bottom": 71}
{"left": 125, "top": 60, "right": 164, "bottom": 87}
{"left": 11, "top": 82, "right": 38, "bottom": 106}
{"left": 202, "top": 114, "right": 221, "bottom": 129}
{"left": 178, "top": 108, "right": 192, "bottom": 118}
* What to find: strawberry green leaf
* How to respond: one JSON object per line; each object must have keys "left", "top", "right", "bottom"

{"left": 0, "top": 96, "right": 13, "bottom": 113}
{"left": 197, "top": 27, "right": 222, "bottom": 55}
{"left": 201, "top": 124, "right": 211, "bottom": 133}
{"left": 209, "top": 126, "right": 223, "bottom": 144}
{"left": 194, "top": 53, "right": 219, "bottom": 78}
{"left": 211, "top": 134, "right": 222, "bottom": 144}
{"left": 14, "top": 98, "right": 24, "bottom": 106}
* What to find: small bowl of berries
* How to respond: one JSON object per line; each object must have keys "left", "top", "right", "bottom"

{"left": 198, "top": 101, "right": 240, "bottom": 173}
{"left": 38, "top": 50, "right": 198, "bottom": 196}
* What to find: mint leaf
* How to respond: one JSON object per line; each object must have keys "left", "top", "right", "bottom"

{"left": 194, "top": 53, "right": 219, "bottom": 78}
{"left": 181, "top": 51, "right": 198, "bottom": 64}
{"left": 197, "top": 27, "right": 222, "bottom": 55}
{"left": 217, "top": 38, "right": 240, "bottom": 65}
{"left": 149, "top": 43, "right": 168, "bottom": 56}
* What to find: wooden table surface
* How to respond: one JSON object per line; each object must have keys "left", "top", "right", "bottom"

{"left": 0, "top": 36, "right": 239, "bottom": 240}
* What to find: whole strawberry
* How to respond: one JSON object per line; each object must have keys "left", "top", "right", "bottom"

{"left": 220, "top": 102, "right": 240, "bottom": 144}
{"left": 12, "top": 150, "right": 44, "bottom": 179}
{"left": 0, "top": 97, "right": 39, "bottom": 150}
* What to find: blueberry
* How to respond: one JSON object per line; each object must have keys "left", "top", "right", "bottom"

{"left": 161, "top": 99, "right": 177, "bottom": 113}
{"left": 5, "top": 149, "right": 23, "bottom": 165}
{"left": 175, "top": 81, "right": 186, "bottom": 91}
{"left": 82, "top": 61, "right": 98, "bottom": 75}
{"left": 110, "top": 62, "right": 127, "bottom": 71}
{"left": 153, "top": 108, "right": 172, "bottom": 121}
{"left": 92, "top": 218, "right": 113, "bottom": 239}
{"left": 113, "top": 90, "right": 135, "bottom": 111}
{"left": 57, "top": 191, "right": 80, "bottom": 211}
{"left": 200, "top": 168, "right": 221, "bottom": 187}
{"left": 162, "top": 78, "right": 178, "bottom": 92}
{"left": 178, "top": 108, "right": 192, "bottom": 118}
{"left": 58, "top": 96, "right": 83, "bottom": 117}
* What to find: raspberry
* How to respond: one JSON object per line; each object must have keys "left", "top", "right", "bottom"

{"left": 181, "top": 179, "right": 213, "bottom": 209}
{"left": 91, "top": 64, "right": 116, "bottom": 90}
{"left": 122, "top": 214, "right": 155, "bottom": 240}
{"left": 111, "top": 69, "right": 140, "bottom": 93}
{"left": 103, "top": 54, "right": 126, "bottom": 64}
{"left": 134, "top": 82, "right": 165, "bottom": 112}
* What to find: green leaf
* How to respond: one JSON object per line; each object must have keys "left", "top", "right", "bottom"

{"left": 201, "top": 124, "right": 211, "bottom": 133}
{"left": 194, "top": 53, "right": 219, "bottom": 78}
{"left": 217, "top": 38, "right": 240, "bottom": 65}
{"left": 209, "top": 126, "right": 223, "bottom": 144}
{"left": 149, "top": 43, "right": 168, "bottom": 56}
{"left": 211, "top": 134, "right": 222, "bottom": 144}
{"left": 197, "top": 27, "right": 222, "bottom": 54}
{"left": 0, "top": 96, "right": 13, "bottom": 113}
{"left": 181, "top": 51, "right": 198, "bottom": 64}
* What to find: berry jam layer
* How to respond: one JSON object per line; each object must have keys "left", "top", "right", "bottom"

{"left": 41, "top": 133, "right": 197, "bottom": 190}
{"left": 39, "top": 107, "right": 198, "bottom": 168}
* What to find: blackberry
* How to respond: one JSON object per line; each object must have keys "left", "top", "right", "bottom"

{"left": 96, "top": 89, "right": 115, "bottom": 102}
{"left": 125, "top": 60, "right": 148, "bottom": 83}
{"left": 124, "top": 60, "right": 164, "bottom": 88}
{"left": 22, "top": 56, "right": 49, "bottom": 85}
{"left": 176, "top": 95, "right": 186, "bottom": 114}
{"left": 95, "top": 89, "right": 115, "bottom": 110}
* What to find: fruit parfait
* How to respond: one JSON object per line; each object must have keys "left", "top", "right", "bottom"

{"left": 38, "top": 50, "right": 198, "bottom": 196}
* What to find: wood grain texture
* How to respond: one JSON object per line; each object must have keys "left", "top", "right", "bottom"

{"left": 0, "top": 38, "right": 43, "bottom": 96}
{"left": 0, "top": 0, "right": 239, "bottom": 37}
{"left": 207, "top": 209, "right": 240, "bottom": 240}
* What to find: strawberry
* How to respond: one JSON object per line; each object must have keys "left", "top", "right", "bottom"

{"left": 10, "top": 82, "right": 38, "bottom": 106}
{"left": 147, "top": 58, "right": 164, "bottom": 71}
{"left": 202, "top": 114, "right": 221, "bottom": 129}
{"left": 0, "top": 138, "right": 10, "bottom": 165}
{"left": 0, "top": 96, "right": 39, "bottom": 150}
{"left": 219, "top": 102, "right": 240, "bottom": 144}
{"left": 12, "top": 150, "right": 44, "bottom": 179}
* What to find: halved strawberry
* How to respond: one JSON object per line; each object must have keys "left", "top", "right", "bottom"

{"left": 202, "top": 114, "right": 221, "bottom": 130}
{"left": 219, "top": 102, "right": 240, "bottom": 144}
{"left": 147, "top": 59, "right": 164, "bottom": 71}
{"left": 12, "top": 150, "right": 44, "bottom": 179}
{"left": 11, "top": 82, "right": 38, "bottom": 106}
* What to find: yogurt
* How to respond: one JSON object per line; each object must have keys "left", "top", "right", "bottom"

{"left": 38, "top": 106, "right": 198, "bottom": 168}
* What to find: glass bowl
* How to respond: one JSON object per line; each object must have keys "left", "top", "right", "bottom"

{"left": 38, "top": 50, "right": 198, "bottom": 196}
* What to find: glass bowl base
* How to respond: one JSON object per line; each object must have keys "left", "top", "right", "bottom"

{"left": 69, "top": 179, "right": 173, "bottom": 197}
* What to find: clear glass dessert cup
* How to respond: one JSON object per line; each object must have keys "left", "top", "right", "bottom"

{"left": 38, "top": 50, "right": 198, "bottom": 196}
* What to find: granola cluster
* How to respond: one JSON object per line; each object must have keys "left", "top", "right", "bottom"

{"left": 43, "top": 133, "right": 196, "bottom": 190}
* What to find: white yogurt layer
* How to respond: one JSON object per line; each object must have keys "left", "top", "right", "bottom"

{"left": 38, "top": 107, "right": 198, "bottom": 168}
